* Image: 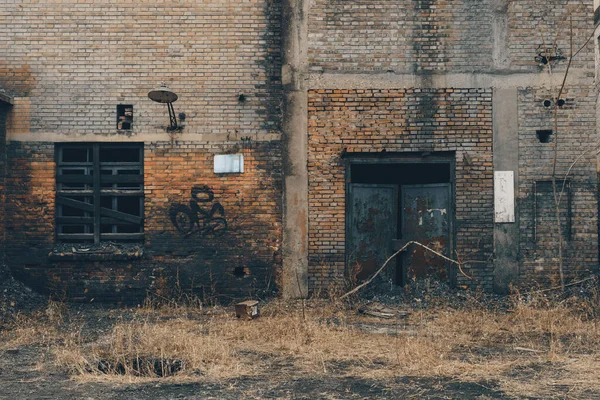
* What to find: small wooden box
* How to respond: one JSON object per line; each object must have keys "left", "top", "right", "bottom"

{"left": 235, "top": 300, "right": 259, "bottom": 320}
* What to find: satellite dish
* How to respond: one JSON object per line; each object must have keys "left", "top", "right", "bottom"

{"left": 148, "top": 86, "right": 178, "bottom": 104}
{"left": 148, "top": 84, "right": 179, "bottom": 130}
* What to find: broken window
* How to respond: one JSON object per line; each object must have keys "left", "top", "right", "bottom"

{"left": 56, "top": 143, "right": 144, "bottom": 243}
{"left": 117, "top": 105, "right": 133, "bottom": 130}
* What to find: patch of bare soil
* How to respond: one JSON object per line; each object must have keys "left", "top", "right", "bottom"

{"left": 1, "top": 282, "right": 600, "bottom": 399}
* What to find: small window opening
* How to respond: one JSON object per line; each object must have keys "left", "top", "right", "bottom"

{"left": 117, "top": 105, "right": 133, "bottom": 130}
{"left": 233, "top": 266, "right": 251, "bottom": 277}
{"left": 536, "top": 129, "right": 553, "bottom": 143}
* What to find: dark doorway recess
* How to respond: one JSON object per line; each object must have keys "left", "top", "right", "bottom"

{"left": 345, "top": 154, "right": 455, "bottom": 288}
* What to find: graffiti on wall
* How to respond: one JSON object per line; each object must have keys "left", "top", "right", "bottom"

{"left": 169, "top": 185, "right": 228, "bottom": 237}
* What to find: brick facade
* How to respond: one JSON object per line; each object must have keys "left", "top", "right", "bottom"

{"left": 309, "top": 0, "right": 493, "bottom": 73}
{"left": 308, "top": 88, "right": 494, "bottom": 291}
{"left": 308, "top": 0, "right": 593, "bottom": 73}
{"left": 517, "top": 86, "right": 598, "bottom": 285}
{"left": 0, "top": 0, "right": 284, "bottom": 301}
{"left": 1, "top": 1, "right": 598, "bottom": 300}
{"left": 509, "top": 2, "right": 594, "bottom": 71}
{"left": 1, "top": 0, "right": 281, "bottom": 137}
{"left": 5, "top": 141, "right": 281, "bottom": 302}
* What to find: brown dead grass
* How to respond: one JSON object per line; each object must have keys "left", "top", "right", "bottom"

{"left": 4, "top": 292, "right": 600, "bottom": 397}
{"left": 0, "top": 300, "right": 68, "bottom": 348}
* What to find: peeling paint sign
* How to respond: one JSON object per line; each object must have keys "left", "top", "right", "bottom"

{"left": 494, "top": 171, "right": 515, "bottom": 223}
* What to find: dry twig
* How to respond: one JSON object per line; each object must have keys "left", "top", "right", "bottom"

{"left": 339, "top": 241, "right": 473, "bottom": 300}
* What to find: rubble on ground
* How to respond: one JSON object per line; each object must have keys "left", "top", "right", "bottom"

{"left": 0, "top": 264, "right": 46, "bottom": 325}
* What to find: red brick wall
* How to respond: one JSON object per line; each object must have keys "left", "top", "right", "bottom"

{"left": 307, "top": 88, "right": 494, "bottom": 291}
{"left": 144, "top": 141, "right": 282, "bottom": 300}
{"left": 5, "top": 141, "right": 282, "bottom": 302}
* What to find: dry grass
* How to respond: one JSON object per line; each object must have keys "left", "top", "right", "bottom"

{"left": 0, "top": 300, "right": 68, "bottom": 348}
{"left": 4, "top": 290, "right": 600, "bottom": 397}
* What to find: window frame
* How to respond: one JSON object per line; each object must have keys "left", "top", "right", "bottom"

{"left": 55, "top": 143, "right": 144, "bottom": 243}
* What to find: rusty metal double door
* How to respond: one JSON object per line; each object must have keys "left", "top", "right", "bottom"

{"left": 347, "top": 183, "right": 452, "bottom": 286}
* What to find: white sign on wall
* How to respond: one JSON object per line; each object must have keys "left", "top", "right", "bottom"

{"left": 214, "top": 154, "right": 244, "bottom": 174}
{"left": 494, "top": 171, "right": 515, "bottom": 223}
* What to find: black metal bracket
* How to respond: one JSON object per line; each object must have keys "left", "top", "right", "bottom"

{"left": 166, "top": 102, "right": 178, "bottom": 131}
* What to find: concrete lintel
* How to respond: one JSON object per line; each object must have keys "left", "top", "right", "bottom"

{"left": 0, "top": 92, "right": 13, "bottom": 105}
{"left": 7, "top": 132, "right": 282, "bottom": 143}
{"left": 309, "top": 69, "right": 592, "bottom": 90}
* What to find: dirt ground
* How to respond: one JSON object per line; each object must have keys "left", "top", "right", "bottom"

{"left": 1, "top": 281, "right": 600, "bottom": 399}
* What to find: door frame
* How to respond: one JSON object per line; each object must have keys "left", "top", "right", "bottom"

{"left": 344, "top": 152, "right": 456, "bottom": 286}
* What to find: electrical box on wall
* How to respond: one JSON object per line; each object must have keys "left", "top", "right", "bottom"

{"left": 214, "top": 154, "right": 244, "bottom": 174}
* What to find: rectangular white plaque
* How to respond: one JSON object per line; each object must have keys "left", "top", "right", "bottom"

{"left": 214, "top": 154, "right": 244, "bottom": 174}
{"left": 494, "top": 171, "right": 515, "bottom": 223}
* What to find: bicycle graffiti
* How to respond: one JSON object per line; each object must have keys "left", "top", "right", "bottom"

{"left": 169, "top": 185, "right": 228, "bottom": 237}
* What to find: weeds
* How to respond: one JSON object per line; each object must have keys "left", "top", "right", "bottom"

{"left": 3, "top": 283, "right": 600, "bottom": 398}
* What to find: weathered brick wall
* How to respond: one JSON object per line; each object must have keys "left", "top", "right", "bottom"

{"left": 4, "top": 141, "right": 282, "bottom": 302}
{"left": 309, "top": 0, "right": 493, "bottom": 73}
{"left": 1, "top": 0, "right": 281, "bottom": 137}
{"left": 1, "top": 0, "right": 283, "bottom": 301}
{"left": 144, "top": 141, "right": 282, "bottom": 300}
{"left": 308, "top": 0, "right": 593, "bottom": 74}
{"left": 508, "top": 1, "right": 594, "bottom": 71}
{"left": 4, "top": 142, "right": 55, "bottom": 287}
{"left": 518, "top": 86, "right": 598, "bottom": 285}
{"left": 307, "top": 88, "right": 494, "bottom": 291}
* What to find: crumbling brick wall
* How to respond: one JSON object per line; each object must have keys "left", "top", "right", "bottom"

{"left": 308, "top": 0, "right": 592, "bottom": 74}
{"left": 306, "top": 0, "right": 597, "bottom": 292}
{"left": 4, "top": 141, "right": 282, "bottom": 302}
{"left": 309, "top": 0, "right": 494, "bottom": 73}
{"left": 307, "top": 88, "right": 494, "bottom": 291}
{"left": 1, "top": 0, "right": 283, "bottom": 301}
{"left": 517, "top": 86, "right": 598, "bottom": 285}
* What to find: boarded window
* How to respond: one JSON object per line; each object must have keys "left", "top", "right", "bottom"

{"left": 117, "top": 105, "right": 133, "bottom": 130}
{"left": 56, "top": 143, "right": 144, "bottom": 243}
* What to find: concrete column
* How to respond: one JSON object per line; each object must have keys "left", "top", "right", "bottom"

{"left": 492, "top": 88, "right": 520, "bottom": 293}
{"left": 491, "top": 0, "right": 510, "bottom": 70}
{"left": 281, "top": 0, "right": 309, "bottom": 298}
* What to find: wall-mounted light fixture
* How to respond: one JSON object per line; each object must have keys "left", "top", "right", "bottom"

{"left": 148, "top": 83, "right": 180, "bottom": 131}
